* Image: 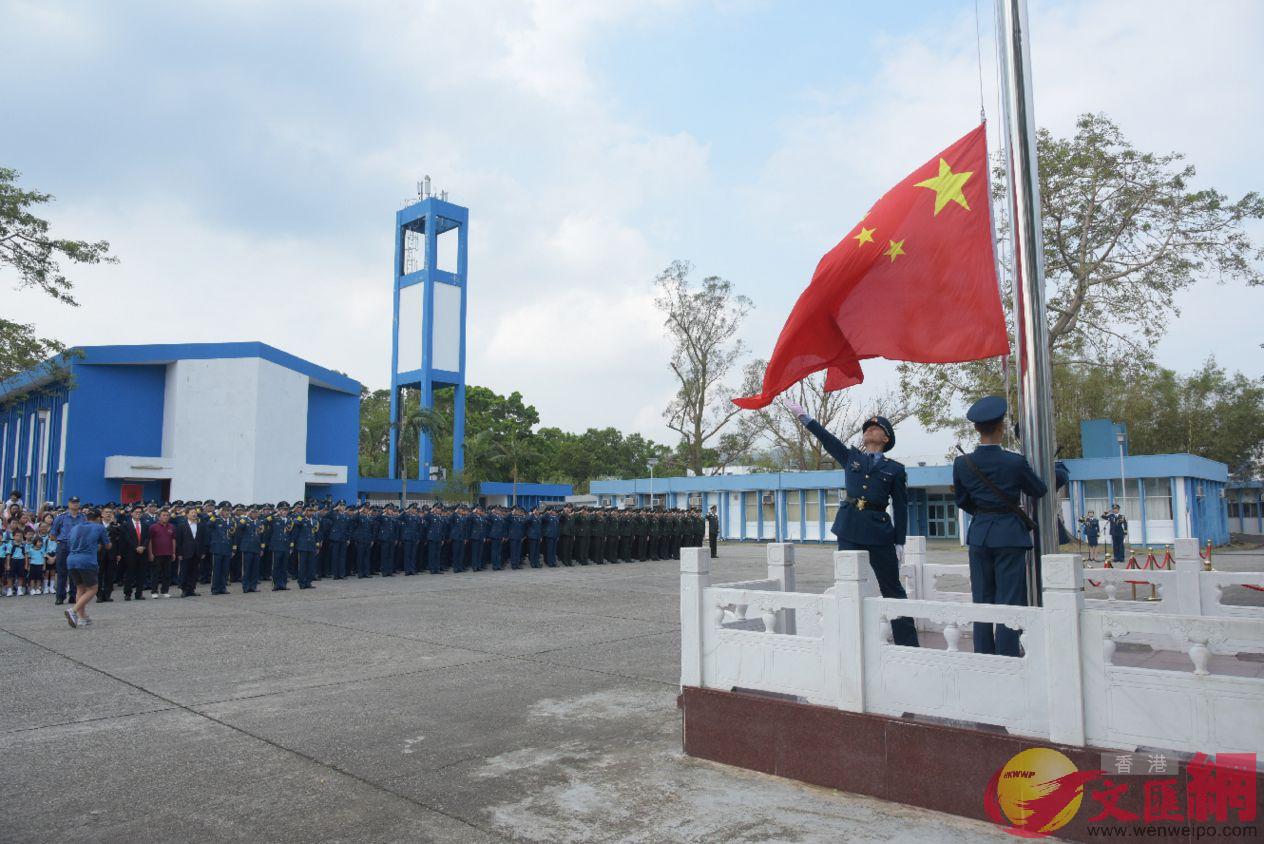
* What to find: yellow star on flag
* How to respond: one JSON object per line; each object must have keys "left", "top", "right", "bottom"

{"left": 915, "top": 158, "right": 972, "bottom": 215}
{"left": 854, "top": 226, "right": 876, "bottom": 246}
{"left": 884, "top": 239, "right": 905, "bottom": 262}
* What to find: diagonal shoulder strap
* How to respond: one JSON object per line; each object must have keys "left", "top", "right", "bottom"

{"left": 955, "top": 446, "right": 1037, "bottom": 532}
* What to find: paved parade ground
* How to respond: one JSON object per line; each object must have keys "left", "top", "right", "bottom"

{"left": 3, "top": 542, "right": 1262, "bottom": 843}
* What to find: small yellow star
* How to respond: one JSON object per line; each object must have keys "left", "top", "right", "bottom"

{"left": 884, "top": 239, "right": 905, "bottom": 262}
{"left": 854, "top": 226, "right": 876, "bottom": 246}
{"left": 915, "top": 158, "right": 973, "bottom": 215}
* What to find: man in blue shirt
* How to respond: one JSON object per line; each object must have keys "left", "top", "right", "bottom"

{"left": 51, "top": 496, "right": 87, "bottom": 606}
{"left": 64, "top": 508, "right": 111, "bottom": 629}
{"left": 952, "top": 396, "right": 1050, "bottom": 657}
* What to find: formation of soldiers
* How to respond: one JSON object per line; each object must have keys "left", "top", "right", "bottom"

{"left": 77, "top": 499, "right": 708, "bottom": 599}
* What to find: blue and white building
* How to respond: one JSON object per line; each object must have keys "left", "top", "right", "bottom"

{"left": 0, "top": 342, "right": 360, "bottom": 506}
{"left": 590, "top": 419, "right": 1232, "bottom": 547}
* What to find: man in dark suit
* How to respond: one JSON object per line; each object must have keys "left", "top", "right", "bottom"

{"left": 706, "top": 505, "right": 720, "bottom": 558}
{"left": 175, "top": 508, "right": 202, "bottom": 597}
{"left": 952, "top": 396, "right": 1050, "bottom": 656}
{"left": 121, "top": 505, "right": 151, "bottom": 601}
{"left": 786, "top": 399, "right": 919, "bottom": 647}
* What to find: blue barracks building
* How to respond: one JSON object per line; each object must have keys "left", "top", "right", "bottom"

{"left": 591, "top": 419, "right": 1234, "bottom": 547}
{"left": 0, "top": 189, "right": 568, "bottom": 509}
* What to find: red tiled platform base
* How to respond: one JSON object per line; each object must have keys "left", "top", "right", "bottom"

{"left": 679, "top": 687, "right": 1244, "bottom": 844}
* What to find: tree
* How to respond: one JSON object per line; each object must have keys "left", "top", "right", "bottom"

{"left": 1, "top": 168, "right": 117, "bottom": 379}
{"left": 899, "top": 113, "right": 1263, "bottom": 441}
{"left": 739, "top": 363, "right": 914, "bottom": 470}
{"left": 655, "top": 259, "right": 753, "bottom": 476}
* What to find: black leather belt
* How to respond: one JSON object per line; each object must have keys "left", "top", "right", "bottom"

{"left": 842, "top": 494, "right": 888, "bottom": 511}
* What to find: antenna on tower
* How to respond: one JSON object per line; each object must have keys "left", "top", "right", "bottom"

{"left": 423, "top": 175, "right": 432, "bottom": 198}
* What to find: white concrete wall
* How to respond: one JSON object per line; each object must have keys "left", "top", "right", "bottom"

{"left": 165, "top": 358, "right": 262, "bottom": 502}
{"left": 162, "top": 357, "right": 312, "bottom": 503}
{"left": 253, "top": 359, "right": 310, "bottom": 503}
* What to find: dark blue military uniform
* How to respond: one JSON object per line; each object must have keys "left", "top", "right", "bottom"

{"left": 426, "top": 507, "right": 447, "bottom": 574}
{"left": 236, "top": 513, "right": 264, "bottom": 592}
{"left": 265, "top": 507, "right": 294, "bottom": 590}
{"left": 327, "top": 506, "right": 350, "bottom": 579}
{"left": 803, "top": 416, "right": 918, "bottom": 647}
{"left": 377, "top": 508, "right": 399, "bottom": 576}
{"left": 400, "top": 507, "right": 421, "bottom": 575}
{"left": 952, "top": 396, "right": 1049, "bottom": 657}
{"left": 526, "top": 510, "right": 543, "bottom": 568}
{"left": 487, "top": 510, "right": 506, "bottom": 570}
{"left": 291, "top": 512, "right": 318, "bottom": 588}
{"left": 468, "top": 510, "right": 488, "bottom": 572}
{"left": 543, "top": 510, "right": 560, "bottom": 567}
{"left": 351, "top": 507, "right": 376, "bottom": 578}
{"left": 507, "top": 510, "right": 527, "bottom": 569}
{"left": 207, "top": 508, "right": 236, "bottom": 595}
{"left": 1105, "top": 510, "right": 1128, "bottom": 563}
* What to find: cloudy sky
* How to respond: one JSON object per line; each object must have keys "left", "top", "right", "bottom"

{"left": 3, "top": 0, "right": 1261, "bottom": 467}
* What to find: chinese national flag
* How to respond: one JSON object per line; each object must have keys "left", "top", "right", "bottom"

{"left": 734, "top": 123, "right": 1008, "bottom": 410}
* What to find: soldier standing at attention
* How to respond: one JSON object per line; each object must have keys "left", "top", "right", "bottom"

{"left": 506, "top": 506, "right": 526, "bottom": 569}
{"left": 469, "top": 506, "right": 488, "bottom": 572}
{"left": 1104, "top": 504, "right": 1128, "bottom": 564}
{"left": 952, "top": 396, "right": 1049, "bottom": 657}
{"left": 400, "top": 504, "right": 421, "bottom": 575}
{"left": 542, "top": 507, "right": 560, "bottom": 567}
{"left": 236, "top": 507, "right": 264, "bottom": 593}
{"left": 292, "top": 505, "right": 319, "bottom": 589}
{"left": 326, "top": 502, "right": 349, "bottom": 580}
{"left": 525, "top": 506, "right": 543, "bottom": 568}
{"left": 208, "top": 503, "right": 235, "bottom": 596}
{"left": 377, "top": 504, "right": 399, "bottom": 576}
{"left": 486, "top": 506, "right": 506, "bottom": 570}
{"left": 265, "top": 502, "right": 294, "bottom": 591}
{"left": 785, "top": 398, "right": 919, "bottom": 648}
{"left": 706, "top": 505, "right": 720, "bottom": 558}
{"left": 426, "top": 504, "right": 447, "bottom": 574}
{"left": 351, "top": 503, "right": 375, "bottom": 578}
{"left": 574, "top": 507, "right": 590, "bottom": 565}
{"left": 557, "top": 505, "right": 574, "bottom": 566}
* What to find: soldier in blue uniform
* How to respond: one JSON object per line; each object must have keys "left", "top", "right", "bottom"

{"left": 426, "top": 504, "right": 447, "bottom": 574}
{"left": 487, "top": 506, "right": 506, "bottom": 571}
{"left": 399, "top": 504, "right": 421, "bottom": 575}
{"left": 468, "top": 506, "right": 488, "bottom": 572}
{"left": 208, "top": 502, "right": 236, "bottom": 595}
{"left": 350, "top": 504, "right": 375, "bottom": 578}
{"left": 542, "top": 508, "right": 560, "bottom": 567}
{"left": 292, "top": 505, "right": 319, "bottom": 588}
{"left": 1079, "top": 510, "right": 1100, "bottom": 562}
{"left": 236, "top": 506, "right": 264, "bottom": 592}
{"left": 325, "top": 502, "right": 349, "bottom": 579}
{"left": 525, "top": 506, "right": 543, "bottom": 568}
{"left": 1104, "top": 504, "right": 1128, "bottom": 564}
{"left": 786, "top": 399, "right": 919, "bottom": 648}
{"left": 377, "top": 504, "right": 399, "bottom": 576}
{"left": 265, "top": 502, "right": 294, "bottom": 591}
{"left": 505, "top": 506, "right": 526, "bottom": 569}
{"left": 952, "top": 396, "right": 1050, "bottom": 657}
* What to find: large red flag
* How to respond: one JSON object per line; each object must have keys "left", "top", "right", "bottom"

{"left": 734, "top": 123, "right": 1008, "bottom": 409}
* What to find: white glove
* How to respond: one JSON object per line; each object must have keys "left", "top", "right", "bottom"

{"left": 896, "top": 545, "right": 905, "bottom": 563}
{"left": 781, "top": 398, "right": 807, "bottom": 419}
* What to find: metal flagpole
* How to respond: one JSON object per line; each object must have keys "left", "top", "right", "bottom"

{"left": 994, "top": 0, "right": 1059, "bottom": 606}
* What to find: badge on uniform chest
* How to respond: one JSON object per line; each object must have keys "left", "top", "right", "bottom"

{"left": 850, "top": 460, "right": 862, "bottom": 471}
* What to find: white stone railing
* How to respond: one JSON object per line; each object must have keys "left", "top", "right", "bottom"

{"left": 681, "top": 543, "right": 1264, "bottom": 756}
{"left": 900, "top": 537, "right": 1264, "bottom": 619}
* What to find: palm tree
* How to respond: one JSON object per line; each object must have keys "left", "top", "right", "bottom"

{"left": 393, "top": 405, "right": 449, "bottom": 505}
{"left": 472, "top": 427, "right": 540, "bottom": 506}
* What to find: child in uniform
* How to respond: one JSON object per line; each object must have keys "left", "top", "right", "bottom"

{"left": 26, "top": 529, "right": 46, "bottom": 595}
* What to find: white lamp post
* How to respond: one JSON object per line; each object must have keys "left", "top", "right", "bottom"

{"left": 1116, "top": 430, "right": 1127, "bottom": 518}
{"left": 647, "top": 457, "right": 659, "bottom": 509}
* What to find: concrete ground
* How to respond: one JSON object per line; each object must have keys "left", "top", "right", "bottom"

{"left": 1, "top": 542, "right": 1260, "bottom": 843}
